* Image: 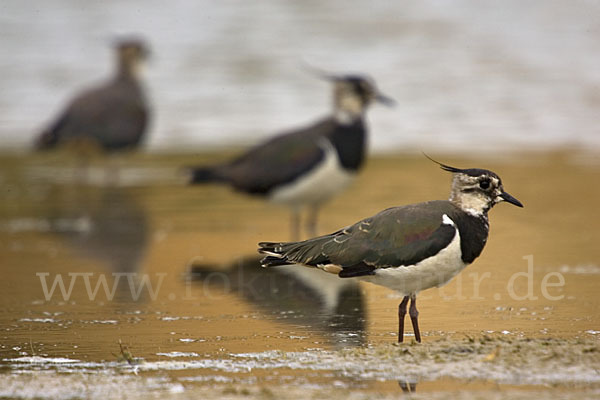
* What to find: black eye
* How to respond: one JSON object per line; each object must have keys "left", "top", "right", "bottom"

{"left": 479, "top": 179, "right": 490, "bottom": 190}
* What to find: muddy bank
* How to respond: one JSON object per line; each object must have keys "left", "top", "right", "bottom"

{"left": 0, "top": 150, "right": 599, "bottom": 398}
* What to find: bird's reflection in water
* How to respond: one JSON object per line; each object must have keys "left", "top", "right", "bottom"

{"left": 58, "top": 187, "right": 147, "bottom": 273}
{"left": 44, "top": 184, "right": 149, "bottom": 301}
{"left": 189, "top": 256, "right": 366, "bottom": 347}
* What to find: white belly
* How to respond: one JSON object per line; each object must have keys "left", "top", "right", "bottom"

{"left": 269, "top": 142, "right": 355, "bottom": 207}
{"left": 361, "top": 217, "right": 467, "bottom": 296}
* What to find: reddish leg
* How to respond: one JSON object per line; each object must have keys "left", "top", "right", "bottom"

{"left": 398, "top": 296, "right": 410, "bottom": 342}
{"left": 409, "top": 294, "right": 421, "bottom": 343}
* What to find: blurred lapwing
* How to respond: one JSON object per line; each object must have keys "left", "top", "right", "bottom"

{"left": 259, "top": 157, "right": 523, "bottom": 342}
{"left": 188, "top": 73, "right": 394, "bottom": 239}
{"left": 35, "top": 37, "right": 150, "bottom": 154}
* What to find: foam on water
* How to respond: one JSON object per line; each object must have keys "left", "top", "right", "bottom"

{"left": 3, "top": 338, "right": 599, "bottom": 386}
{"left": 157, "top": 352, "right": 200, "bottom": 358}
{"left": 6, "top": 356, "right": 80, "bottom": 364}
{"left": 559, "top": 264, "right": 600, "bottom": 275}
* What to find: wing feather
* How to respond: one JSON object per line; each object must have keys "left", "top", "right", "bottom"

{"left": 220, "top": 119, "right": 336, "bottom": 194}
{"left": 259, "top": 201, "right": 459, "bottom": 278}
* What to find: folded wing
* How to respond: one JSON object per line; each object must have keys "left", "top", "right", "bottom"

{"left": 259, "top": 201, "right": 458, "bottom": 277}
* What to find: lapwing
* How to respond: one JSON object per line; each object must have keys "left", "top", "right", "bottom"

{"left": 187, "top": 74, "right": 394, "bottom": 239}
{"left": 35, "top": 37, "right": 150, "bottom": 153}
{"left": 259, "top": 158, "right": 523, "bottom": 342}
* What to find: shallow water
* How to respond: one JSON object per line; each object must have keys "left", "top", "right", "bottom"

{"left": 1, "top": 151, "right": 599, "bottom": 398}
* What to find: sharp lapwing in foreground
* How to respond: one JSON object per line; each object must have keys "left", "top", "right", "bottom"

{"left": 188, "top": 74, "right": 394, "bottom": 239}
{"left": 35, "top": 37, "right": 150, "bottom": 153}
{"left": 259, "top": 158, "right": 523, "bottom": 342}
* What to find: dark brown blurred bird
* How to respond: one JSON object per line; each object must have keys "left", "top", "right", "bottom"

{"left": 35, "top": 38, "right": 150, "bottom": 154}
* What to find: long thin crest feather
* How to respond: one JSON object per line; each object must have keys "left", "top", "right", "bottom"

{"left": 299, "top": 61, "right": 337, "bottom": 82}
{"left": 422, "top": 152, "right": 465, "bottom": 173}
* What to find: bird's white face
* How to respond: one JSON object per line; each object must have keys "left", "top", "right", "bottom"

{"left": 130, "top": 57, "right": 147, "bottom": 80}
{"left": 334, "top": 81, "right": 366, "bottom": 122}
{"left": 333, "top": 79, "right": 377, "bottom": 123}
{"left": 117, "top": 43, "right": 149, "bottom": 79}
{"left": 449, "top": 172, "right": 504, "bottom": 216}
{"left": 428, "top": 159, "right": 523, "bottom": 215}
{"left": 329, "top": 75, "right": 394, "bottom": 124}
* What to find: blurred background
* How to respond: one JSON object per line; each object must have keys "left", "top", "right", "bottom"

{"left": 1, "top": 1, "right": 600, "bottom": 397}
{"left": 1, "top": 0, "right": 599, "bottom": 153}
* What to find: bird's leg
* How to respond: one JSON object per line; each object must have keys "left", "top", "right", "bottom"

{"left": 305, "top": 204, "right": 320, "bottom": 237}
{"left": 398, "top": 296, "right": 410, "bottom": 343}
{"left": 290, "top": 208, "right": 301, "bottom": 241}
{"left": 409, "top": 294, "right": 421, "bottom": 343}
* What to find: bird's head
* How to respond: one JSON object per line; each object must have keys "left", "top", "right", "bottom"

{"left": 331, "top": 75, "right": 395, "bottom": 123}
{"left": 114, "top": 37, "right": 150, "bottom": 78}
{"left": 302, "top": 65, "right": 394, "bottom": 124}
{"left": 427, "top": 156, "right": 523, "bottom": 216}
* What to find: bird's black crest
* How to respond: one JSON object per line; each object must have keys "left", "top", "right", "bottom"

{"left": 423, "top": 153, "right": 498, "bottom": 179}
{"left": 423, "top": 153, "right": 464, "bottom": 173}
{"left": 300, "top": 62, "right": 371, "bottom": 88}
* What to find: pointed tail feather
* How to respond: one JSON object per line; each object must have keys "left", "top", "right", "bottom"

{"left": 258, "top": 237, "right": 332, "bottom": 267}
{"left": 34, "top": 113, "right": 69, "bottom": 151}
{"left": 257, "top": 241, "right": 283, "bottom": 255}
{"left": 35, "top": 128, "right": 61, "bottom": 150}
{"left": 260, "top": 255, "right": 293, "bottom": 267}
{"left": 258, "top": 242, "right": 292, "bottom": 267}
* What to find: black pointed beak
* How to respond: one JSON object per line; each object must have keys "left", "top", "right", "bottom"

{"left": 375, "top": 92, "right": 396, "bottom": 107}
{"left": 500, "top": 191, "right": 523, "bottom": 207}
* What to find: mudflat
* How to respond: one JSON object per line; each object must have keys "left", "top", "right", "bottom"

{"left": 1, "top": 150, "right": 598, "bottom": 398}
